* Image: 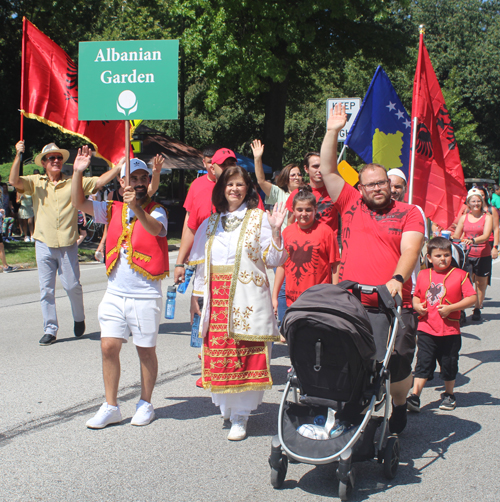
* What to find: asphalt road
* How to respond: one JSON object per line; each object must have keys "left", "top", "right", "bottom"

{"left": 1, "top": 256, "right": 499, "bottom": 501}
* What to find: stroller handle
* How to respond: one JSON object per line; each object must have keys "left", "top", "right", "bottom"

{"left": 338, "top": 281, "right": 403, "bottom": 309}
{"left": 337, "top": 280, "right": 405, "bottom": 329}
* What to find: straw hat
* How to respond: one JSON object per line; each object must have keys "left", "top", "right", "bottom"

{"left": 34, "top": 143, "right": 70, "bottom": 167}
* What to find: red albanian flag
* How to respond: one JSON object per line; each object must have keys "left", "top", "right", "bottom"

{"left": 410, "top": 33, "right": 467, "bottom": 229}
{"left": 21, "top": 17, "right": 128, "bottom": 166}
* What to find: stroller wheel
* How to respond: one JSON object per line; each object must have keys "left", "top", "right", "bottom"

{"left": 383, "top": 436, "right": 400, "bottom": 479}
{"left": 270, "top": 455, "right": 288, "bottom": 489}
{"left": 338, "top": 478, "right": 353, "bottom": 501}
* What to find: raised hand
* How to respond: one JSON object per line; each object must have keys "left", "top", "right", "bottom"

{"left": 267, "top": 202, "right": 286, "bottom": 231}
{"left": 152, "top": 154, "right": 164, "bottom": 174}
{"left": 250, "top": 139, "right": 264, "bottom": 159}
{"left": 327, "top": 103, "right": 348, "bottom": 133}
{"left": 73, "top": 145, "right": 93, "bottom": 173}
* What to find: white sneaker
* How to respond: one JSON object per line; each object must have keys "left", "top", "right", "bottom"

{"left": 30, "top": 236, "right": 35, "bottom": 242}
{"left": 221, "top": 408, "right": 231, "bottom": 421}
{"left": 86, "top": 403, "right": 122, "bottom": 429}
{"left": 24, "top": 236, "right": 30, "bottom": 242}
{"left": 131, "top": 399, "right": 155, "bottom": 426}
{"left": 228, "top": 415, "right": 248, "bottom": 441}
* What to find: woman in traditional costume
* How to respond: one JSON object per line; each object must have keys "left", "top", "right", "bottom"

{"left": 189, "top": 166, "right": 287, "bottom": 441}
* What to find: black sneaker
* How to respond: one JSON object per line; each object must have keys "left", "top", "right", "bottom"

{"left": 39, "top": 334, "right": 56, "bottom": 346}
{"left": 74, "top": 321, "right": 85, "bottom": 338}
{"left": 439, "top": 393, "right": 456, "bottom": 410}
{"left": 389, "top": 402, "right": 407, "bottom": 434}
{"left": 406, "top": 393, "right": 421, "bottom": 413}
{"left": 471, "top": 308, "right": 481, "bottom": 321}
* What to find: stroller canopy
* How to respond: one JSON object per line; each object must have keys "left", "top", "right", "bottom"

{"left": 281, "top": 283, "right": 376, "bottom": 362}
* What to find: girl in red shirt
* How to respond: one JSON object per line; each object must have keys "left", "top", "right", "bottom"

{"left": 272, "top": 187, "right": 340, "bottom": 313}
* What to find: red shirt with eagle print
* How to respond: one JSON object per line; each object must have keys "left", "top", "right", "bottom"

{"left": 282, "top": 220, "right": 340, "bottom": 306}
{"left": 414, "top": 267, "right": 475, "bottom": 336}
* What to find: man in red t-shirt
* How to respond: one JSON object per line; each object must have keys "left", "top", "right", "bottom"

{"left": 286, "top": 151, "right": 339, "bottom": 237}
{"left": 320, "top": 104, "right": 425, "bottom": 434}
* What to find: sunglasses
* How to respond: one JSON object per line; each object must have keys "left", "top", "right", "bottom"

{"left": 46, "top": 155, "right": 63, "bottom": 161}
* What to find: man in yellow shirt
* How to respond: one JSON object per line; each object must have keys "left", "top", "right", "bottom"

{"left": 10, "top": 141, "right": 120, "bottom": 345}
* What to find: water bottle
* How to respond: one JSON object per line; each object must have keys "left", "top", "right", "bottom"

{"left": 190, "top": 313, "right": 202, "bottom": 347}
{"left": 177, "top": 265, "right": 194, "bottom": 294}
{"left": 165, "top": 285, "right": 177, "bottom": 319}
{"left": 95, "top": 250, "right": 104, "bottom": 263}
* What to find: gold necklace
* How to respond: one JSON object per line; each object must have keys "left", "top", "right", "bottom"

{"left": 221, "top": 214, "right": 243, "bottom": 232}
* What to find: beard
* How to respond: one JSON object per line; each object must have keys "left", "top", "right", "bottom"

{"left": 134, "top": 186, "right": 148, "bottom": 199}
{"left": 363, "top": 190, "right": 392, "bottom": 210}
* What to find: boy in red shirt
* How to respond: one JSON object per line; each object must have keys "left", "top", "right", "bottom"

{"left": 407, "top": 237, "right": 476, "bottom": 412}
{"left": 273, "top": 186, "right": 340, "bottom": 312}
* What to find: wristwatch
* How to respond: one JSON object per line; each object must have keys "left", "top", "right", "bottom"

{"left": 392, "top": 274, "right": 404, "bottom": 284}
{"left": 494, "top": 245, "right": 499, "bottom": 250}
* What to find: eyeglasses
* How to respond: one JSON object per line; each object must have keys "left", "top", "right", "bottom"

{"left": 289, "top": 173, "right": 303, "bottom": 178}
{"left": 46, "top": 155, "right": 63, "bottom": 161}
{"left": 359, "top": 179, "right": 389, "bottom": 191}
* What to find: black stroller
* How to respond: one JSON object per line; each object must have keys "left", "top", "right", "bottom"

{"left": 269, "top": 281, "right": 405, "bottom": 500}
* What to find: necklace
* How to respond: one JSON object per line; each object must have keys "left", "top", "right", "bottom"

{"left": 221, "top": 214, "right": 244, "bottom": 232}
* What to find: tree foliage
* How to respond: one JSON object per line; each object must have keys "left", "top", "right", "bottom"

{"left": 0, "top": 0, "right": 498, "bottom": 182}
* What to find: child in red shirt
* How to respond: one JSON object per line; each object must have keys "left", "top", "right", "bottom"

{"left": 407, "top": 237, "right": 476, "bottom": 412}
{"left": 272, "top": 186, "right": 340, "bottom": 313}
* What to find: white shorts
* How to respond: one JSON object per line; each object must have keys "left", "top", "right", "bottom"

{"left": 98, "top": 292, "right": 162, "bottom": 348}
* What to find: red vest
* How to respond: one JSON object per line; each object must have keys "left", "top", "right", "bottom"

{"left": 105, "top": 200, "right": 169, "bottom": 280}
{"left": 418, "top": 267, "right": 468, "bottom": 322}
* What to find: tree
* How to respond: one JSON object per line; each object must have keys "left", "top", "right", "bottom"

{"left": 173, "top": 0, "right": 410, "bottom": 169}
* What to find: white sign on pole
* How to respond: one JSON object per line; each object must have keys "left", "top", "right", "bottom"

{"left": 326, "top": 98, "right": 361, "bottom": 141}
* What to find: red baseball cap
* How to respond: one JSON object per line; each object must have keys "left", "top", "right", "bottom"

{"left": 212, "top": 148, "right": 237, "bottom": 165}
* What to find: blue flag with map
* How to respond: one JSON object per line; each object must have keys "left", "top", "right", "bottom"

{"left": 345, "top": 66, "right": 411, "bottom": 178}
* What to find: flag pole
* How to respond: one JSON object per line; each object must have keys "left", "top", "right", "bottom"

{"left": 408, "top": 24, "right": 425, "bottom": 205}
{"left": 337, "top": 143, "right": 346, "bottom": 165}
{"left": 19, "top": 17, "right": 28, "bottom": 175}
{"left": 125, "top": 120, "right": 130, "bottom": 186}
{"left": 20, "top": 17, "right": 27, "bottom": 142}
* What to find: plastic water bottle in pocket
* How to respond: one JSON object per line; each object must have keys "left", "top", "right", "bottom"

{"left": 190, "top": 314, "right": 202, "bottom": 347}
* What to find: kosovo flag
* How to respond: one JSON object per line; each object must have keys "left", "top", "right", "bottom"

{"left": 345, "top": 66, "right": 411, "bottom": 178}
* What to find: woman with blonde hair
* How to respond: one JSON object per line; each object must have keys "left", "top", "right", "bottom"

{"left": 453, "top": 188, "right": 493, "bottom": 321}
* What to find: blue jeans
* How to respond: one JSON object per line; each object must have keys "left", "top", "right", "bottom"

{"left": 277, "top": 276, "right": 287, "bottom": 325}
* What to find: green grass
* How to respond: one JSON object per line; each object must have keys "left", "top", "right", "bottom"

{"left": 3, "top": 240, "right": 97, "bottom": 268}
{"left": 4, "top": 234, "right": 180, "bottom": 269}
{"left": 0, "top": 162, "right": 39, "bottom": 181}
